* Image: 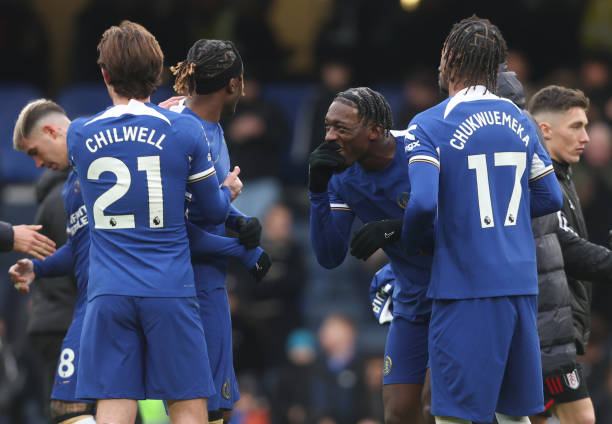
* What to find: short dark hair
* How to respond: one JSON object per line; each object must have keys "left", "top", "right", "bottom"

{"left": 97, "top": 21, "right": 164, "bottom": 99}
{"left": 171, "top": 39, "right": 242, "bottom": 96}
{"left": 334, "top": 87, "right": 393, "bottom": 135}
{"left": 528, "top": 85, "right": 590, "bottom": 115}
{"left": 442, "top": 16, "right": 507, "bottom": 92}
{"left": 13, "top": 99, "right": 66, "bottom": 151}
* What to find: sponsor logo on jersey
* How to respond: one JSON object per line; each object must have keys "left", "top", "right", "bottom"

{"left": 397, "top": 192, "right": 409, "bottom": 209}
{"left": 383, "top": 355, "right": 392, "bottom": 376}
{"left": 405, "top": 140, "right": 421, "bottom": 152}
{"left": 222, "top": 379, "right": 231, "bottom": 400}
{"left": 563, "top": 369, "right": 580, "bottom": 390}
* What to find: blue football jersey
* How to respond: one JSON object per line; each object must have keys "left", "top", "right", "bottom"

{"left": 328, "top": 136, "right": 432, "bottom": 318}
{"left": 63, "top": 171, "right": 89, "bottom": 299}
{"left": 67, "top": 99, "right": 228, "bottom": 299}
{"left": 33, "top": 170, "right": 90, "bottom": 310}
{"left": 175, "top": 104, "right": 232, "bottom": 291}
{"left": 404, "top": 86, "right": 554, "bottom": 299}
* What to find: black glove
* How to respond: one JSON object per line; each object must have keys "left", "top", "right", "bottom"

{"left": 308, "top": 142, "right": 346, "bottom": 193}
{"left": 350, "top": 219, "right": 402, "bottom": 260}
{"left": 236, "top": 217, "right": 262, "bottom": 249}
{"left": 249, "top": 251, "right": 272, "bottom": 282}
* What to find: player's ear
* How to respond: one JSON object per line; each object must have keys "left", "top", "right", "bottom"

{"left": 41, "top": 124, "right": 56, "bottom": 137}
{"left": 227, "top": 77, "right": 239, "bottom": 95}
{"left": 538, "top": 121, "right": 553, "bottom": 141}
{"left": 368, "top": 124, "right": 383, "bottom": 141}
{"left": 100, "top": 68, "right": 111, "bottom": 85}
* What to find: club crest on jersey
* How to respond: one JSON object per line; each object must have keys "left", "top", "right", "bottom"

{"left": 222, "top": 379, "right": 231, "bottom": 400}
{"left": 383, "top": 356, "right": 392, "bottom": 376}
{"left": 563, "top": 370, "right": 580, "bottom": 390}
{"left": 397, "top": 192, "right": 409, "bottom": 209}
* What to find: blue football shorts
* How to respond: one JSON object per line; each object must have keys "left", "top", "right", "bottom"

{"left": 197, "top": 286, "right": 239, "bottom": 411}
{"left": 429, "top": 295, "right": 544, "bottom": 423}
{"left": 51, "top": 301, "right": 94, "bottom": 403}
{"left": 76, "top": 295, "right": 215, "bottom": 401}
{"left": 383, "top": 315, "right": 429, "bottom": 385}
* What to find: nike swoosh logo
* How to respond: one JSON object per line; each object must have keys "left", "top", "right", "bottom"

{"left": 384, "top": 232, "right": 395, "bottom": 239}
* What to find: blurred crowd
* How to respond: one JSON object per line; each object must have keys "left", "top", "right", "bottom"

{"left": 1, "top": 0, "right": 612, "bottom": 423}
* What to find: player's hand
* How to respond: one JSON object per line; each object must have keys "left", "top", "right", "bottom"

{"left": 158, "top": 96, "right": 185, "bottom": 109}
{"left": 223, "top": 166, "right": 243, "bottom": 201}
{"left": 370, "top": 279, "right": 393, "bottom": 325}
{"left": 250, "top": 251, "right": 271, "bottom": 283}
{"left": 12, "top": 225, "right": 56, "bottom": 259}
{"left": 350, "top": 219, "right": 402, "bottom": 260}
{"left": 236, "top": 217, "right": 262, "bottom": 249}
{"left": 308, "top": 142, "right": 346, "bottom": 193}
{"left": 8, "top": 258, "right": 35, "bottom": 294}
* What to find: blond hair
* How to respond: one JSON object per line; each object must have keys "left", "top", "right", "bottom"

{"left": 13, "top": 99, "right": 66, "bottom": 151}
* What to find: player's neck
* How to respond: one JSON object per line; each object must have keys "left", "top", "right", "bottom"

{"left": 448, "top": 80, "right": 487, "bottom": 96}
{"left": 187, "top": 95, "right": 223, "bottom": 123}
{"left": 358, "top": 135, "right": 396, "bottom": 171}
{"left": 108, "top": 86, "right": 149, "bottom": 105}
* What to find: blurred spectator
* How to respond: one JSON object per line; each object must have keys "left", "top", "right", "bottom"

{"left": 576, "top": 122, "right": 612, "bottom": 246}
{"left": 579, "top": 55, "right": 612, "bottom": 123}
{"left": 230, "top": 203, "right": 306, "bottom": 374}
{"left": 227, "top": 77, "right": 287, "bottom": 219}
{"left": 273, "top": 329, "right": 317, "bottom": 424}
{"left": 311, "top": 314, "right": 365, "bottom": 424}
{"left": 583, "top": 313, "right": 612, "bottom": 423}
{"left": 358, "top": 355, "right": 384, "bottom": 423}
{"left": 396, "top": 70, "right": 439, "bottom": 125}
{"left": 0, "top": 0, "right": 49, "bottom": 91}
{"left": 233, "top": 0, "right": 286, "bottom": 80}
{"left": 291, "top": 59, "right": 353, "bottom": 180}
{"left": 231, "top": 374, "right": 271, "bottom": 424}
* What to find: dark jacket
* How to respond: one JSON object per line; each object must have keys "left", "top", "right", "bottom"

{"left": 0, "top": 221, "right": 13, "bottom": 252}
{"left": 533, "top": 212, "right": 576, "bottom": 376}
{"left": 28, "top": 170, "right": 76, "bottom": 334}
{"left": 554, "top": 161, "right": 612, "bottom": 354}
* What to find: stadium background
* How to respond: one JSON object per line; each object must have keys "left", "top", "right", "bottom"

{"left": 1, "top": 0, "right": 612, "bottom": 422}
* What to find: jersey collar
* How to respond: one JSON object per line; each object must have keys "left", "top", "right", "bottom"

{"left": 444, "top": 85, "right": 503, "bottom": 119}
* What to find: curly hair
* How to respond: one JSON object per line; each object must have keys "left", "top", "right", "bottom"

{"left": 441, "top": 16, "right": 507, "bottom": 92}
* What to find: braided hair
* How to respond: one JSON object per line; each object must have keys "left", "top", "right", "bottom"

{"left": 171, "top": 39, "right": 241, "bottom": 96}
{"left": 334, "top": 87, "right": 393, "bottom": 135}
{"left": 441, "top": 16, "right": 507, "bottom": 92}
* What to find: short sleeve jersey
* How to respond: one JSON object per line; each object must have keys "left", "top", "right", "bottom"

{"left": 405, "top": 86, "right": 554, "bottom": 299}
{"left": 328, "top": 135, "right": 432, "bottom": 319}
{"left": 67, "top": 100, "right": 216, "bottom": 299}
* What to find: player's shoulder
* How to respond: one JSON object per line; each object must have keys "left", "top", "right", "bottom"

{"left": 66, "top": 116, "right": 89, "bottom": 148}
{"left": 444, "top": 86, "right": 521, "bottom": 119}
{"left": 411, "top": 99, "right": 449, "bottom": 125}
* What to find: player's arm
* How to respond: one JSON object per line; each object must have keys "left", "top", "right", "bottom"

{"left": 0, "top": 221, "right": 13, "bottom": 252}
{"left": 186, "top": 123, "right": 233, "bottom": 225}
{"left": 309, "top": 189, "right": 355, "bottom": 269}
{"left": 529, "top": 132, "right": 563, "bottom": 217}
{"left": 555, "top": 212, "right": 612, "bottom": 284}
{"left": 187, "top": 220, "right": 255, "bottom": 264}
{"left": 400, "top": 123, "right": 439, "bottom": 253}
{"left": 9, "top": 241, "right": 75, "bottom": 293}
{"left": 226, "top": 205, "right": 262, "bottom": 249}
{"left": 187, "top": 220, "right": 271, "bottom": 282}
{"left": 401, "top": 162, "right": 439, "bottom": 253}
{"left": 32, "top": 240, "right": 75, "bottom": 278}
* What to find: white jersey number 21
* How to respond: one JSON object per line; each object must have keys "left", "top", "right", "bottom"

{"left": 87, "top": 156, "right": 164, "bottom": 229}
